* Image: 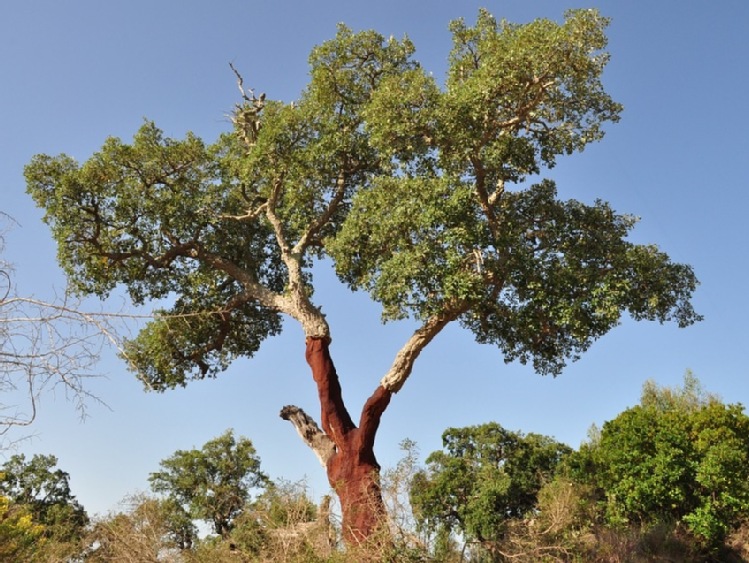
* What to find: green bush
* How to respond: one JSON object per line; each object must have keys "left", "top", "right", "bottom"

{"left": 575, "top": 373, "right": 749, "bottom": 549}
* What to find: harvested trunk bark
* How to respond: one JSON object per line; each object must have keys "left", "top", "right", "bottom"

{"left": 304, "top": 337, "right": 392, "bottom": 545}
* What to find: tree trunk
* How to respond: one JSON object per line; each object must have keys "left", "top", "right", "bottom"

{"left": 328, "top": 440, "right": 387, "bottom": 544}
{"left": 304, "top": 337, "right": 392, "bottom": 545}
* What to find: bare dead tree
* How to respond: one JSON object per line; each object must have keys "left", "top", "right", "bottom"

{"left": 0, "top": 218, "right": 131, "bottom": 444}
{"left": 0, "top": 291, "right": 113, "bottom": 432}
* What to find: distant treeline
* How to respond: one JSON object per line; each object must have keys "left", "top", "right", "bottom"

{"left": 3, "top": 373, "right": 748, "bottom": 562}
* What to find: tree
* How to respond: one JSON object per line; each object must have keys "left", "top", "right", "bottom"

{"left": 0, "top": 493, "right": 45, "bottom": 562}
{"left": 575, "top": 373, "right": 749, "bottom": 548}
{"left": 0, "top": 453, "right": 88, "bottom": 543}
{"left": 0, "top": 215, "right": 116, "bottom": 441}
{"left": 149, "top": 429, "right": 268, "bottom": 538}
{"left": 25, "top": 9, "right": 700, "bottom": 543}
{"left": 410, "top": 423, "right": 571, "bottom": 558}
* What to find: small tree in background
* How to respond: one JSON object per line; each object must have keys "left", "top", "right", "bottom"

{"left": 410, "top": 422, "right": 571, "bottom": 558}
{"left": 149, "top": 429, "right": 268, "bottom": 538}
{"left": 576, "top": 373, "right": 749, "bottom": 549}
{"left": 0, "top": 453, "right": 88, "bottom": 544}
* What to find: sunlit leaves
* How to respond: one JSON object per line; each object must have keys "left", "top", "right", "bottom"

{"left": 577, "top": 375, "right": 749, "bottom": 547}
{"left": 27, "top": 123, "right": 219, "bottom": 299}
{"left": 26, "top": 9, "right": 699, "bottom": 389}
{"left": 26, "top": 123, "right": 285, "bottom": 385}
{"left": 149, "top": 430, "right": 268, "bottom": 537}
{"left": 307, "top": 24, "right": 417, "bottom": 112}
{"left": 330, "top": 174, "right": 483, "bottom": 321}
{"left": 389, "top": 6, "right": 618, "bottom": 178}
{"left": 123, "top": 303, "right": 282, "bottom": 391}
{"left": 331, "top": 9, "right": 697, "bottom": 375}
{"left": 335, "top": 172, "right": 700, "bottom": 374}
{"left": 411, "top": 422, "right": 571, "bottom": 544}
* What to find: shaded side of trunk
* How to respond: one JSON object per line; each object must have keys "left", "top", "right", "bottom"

{"left": 304, "top": 337, "right": 392, "bottom": 545}
{"left": 327, "top": 440, "right": 387, "bottom": 544}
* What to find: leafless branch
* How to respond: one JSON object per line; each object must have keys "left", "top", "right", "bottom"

{"left": 229, "top": 62, "right": 254, "bottom": 103}
{"left": 0, "top": 286, "right": 123, "bottom": 438}
{"left": 228, "top": 63, "right": 266, "bottom": 148}
{"left": 279, "top": 405, "right": 336, "bottom": 467}
{"left": 0, "top": 215, "right": 142, "bottom": 440}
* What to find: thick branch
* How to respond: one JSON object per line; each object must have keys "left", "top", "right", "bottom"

{"left": 380, "top": 307, "right": 466, "bottom": 393}
{"left": 488, "top": 178, "right": 505, "bottom": 207}
{"left": 471, "top": 157, "right": 501, "bottom": 241}
{"left": 264, "top": 174, "right": 329, "bottom": 338}
{"left": 193, "top": 247, "right": 290, "bottom": 313}
{"left": 357, "top": 385, "right": 392, "bottom": 454}
{"left": 306, "top": 337, "right": 355, "bottom": 448}
{"left": 279, "top": 405, "right": 336, "bottom": 466}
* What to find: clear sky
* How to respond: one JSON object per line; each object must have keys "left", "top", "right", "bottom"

{"left": 2, "top": 1, "right": 748, "bottom": 519}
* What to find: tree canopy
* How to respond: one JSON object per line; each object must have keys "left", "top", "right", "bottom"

{"left": 25, "top": 8, "right": 699, "bottom": 393}
{"left": 24, "top": 8, "right": 701, "bottom": 543}
{"left": 148, "top": 429, "right": 268, "bottom": 538}
{"left": 411, "top": 422, "right": 571, "bottom": 549}
{"left": 574, "top": 373, "right": 749, "bottom": 548}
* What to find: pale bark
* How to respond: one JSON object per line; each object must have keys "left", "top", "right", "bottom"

{"left": 380, "top": 311, "right": 460, "bottom": 392}
{"left": 294, "top": 170, "right": 348, "bottom": 255}
{"left": 279, "top": 405, "right": 336, "bottom": 467}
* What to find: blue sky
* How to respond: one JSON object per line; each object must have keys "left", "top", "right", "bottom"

{"left": 2, "top": 1, "right": 748, "bottom": 518}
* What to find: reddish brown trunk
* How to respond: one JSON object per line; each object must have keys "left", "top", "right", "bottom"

{"left": 327, "top": 430, "right": 388, "bottom": 543}
{"left": 305, "top": 337, "right": 392, "bottom": 544}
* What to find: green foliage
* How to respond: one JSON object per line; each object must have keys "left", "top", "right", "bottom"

{"left": 410, "top": 422, "right": 571, "bottom": 549}
{"left": 342, "top": 8, "right": 698, "bottom": 368}
{"left": 575, "top": 373, "right": 749, "bottom": 548}
{"left": 0, "top": 453, "right": 88, "bottom": 544}
{"left": 25, "top": 122, "right": 285, "bottom": 390}
{"left": 149, "top": 429, "right": 268, "bottom": 538}
{"left": 0, "top": 494, "right": 45, "bottom": 562}
{"left": 26, "top": 9, "right": 700, "bottom": 393}
{"left": 330, "top": 8, "right": 700, "bottom": 374}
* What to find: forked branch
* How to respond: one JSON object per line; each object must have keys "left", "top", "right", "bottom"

{"left": 0, "top": 291, "right": 118, "bottom": 437}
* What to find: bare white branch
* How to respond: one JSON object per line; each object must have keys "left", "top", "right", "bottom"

{"left": 279, "top": 405, "right": 336, "bottom": 467}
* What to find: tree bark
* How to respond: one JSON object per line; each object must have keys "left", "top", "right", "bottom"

{"left": 279, "top": 405, "right": 336, "bottom": 467}
{"left": 303, "top": 337, "right": 392, "bottom": 545}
